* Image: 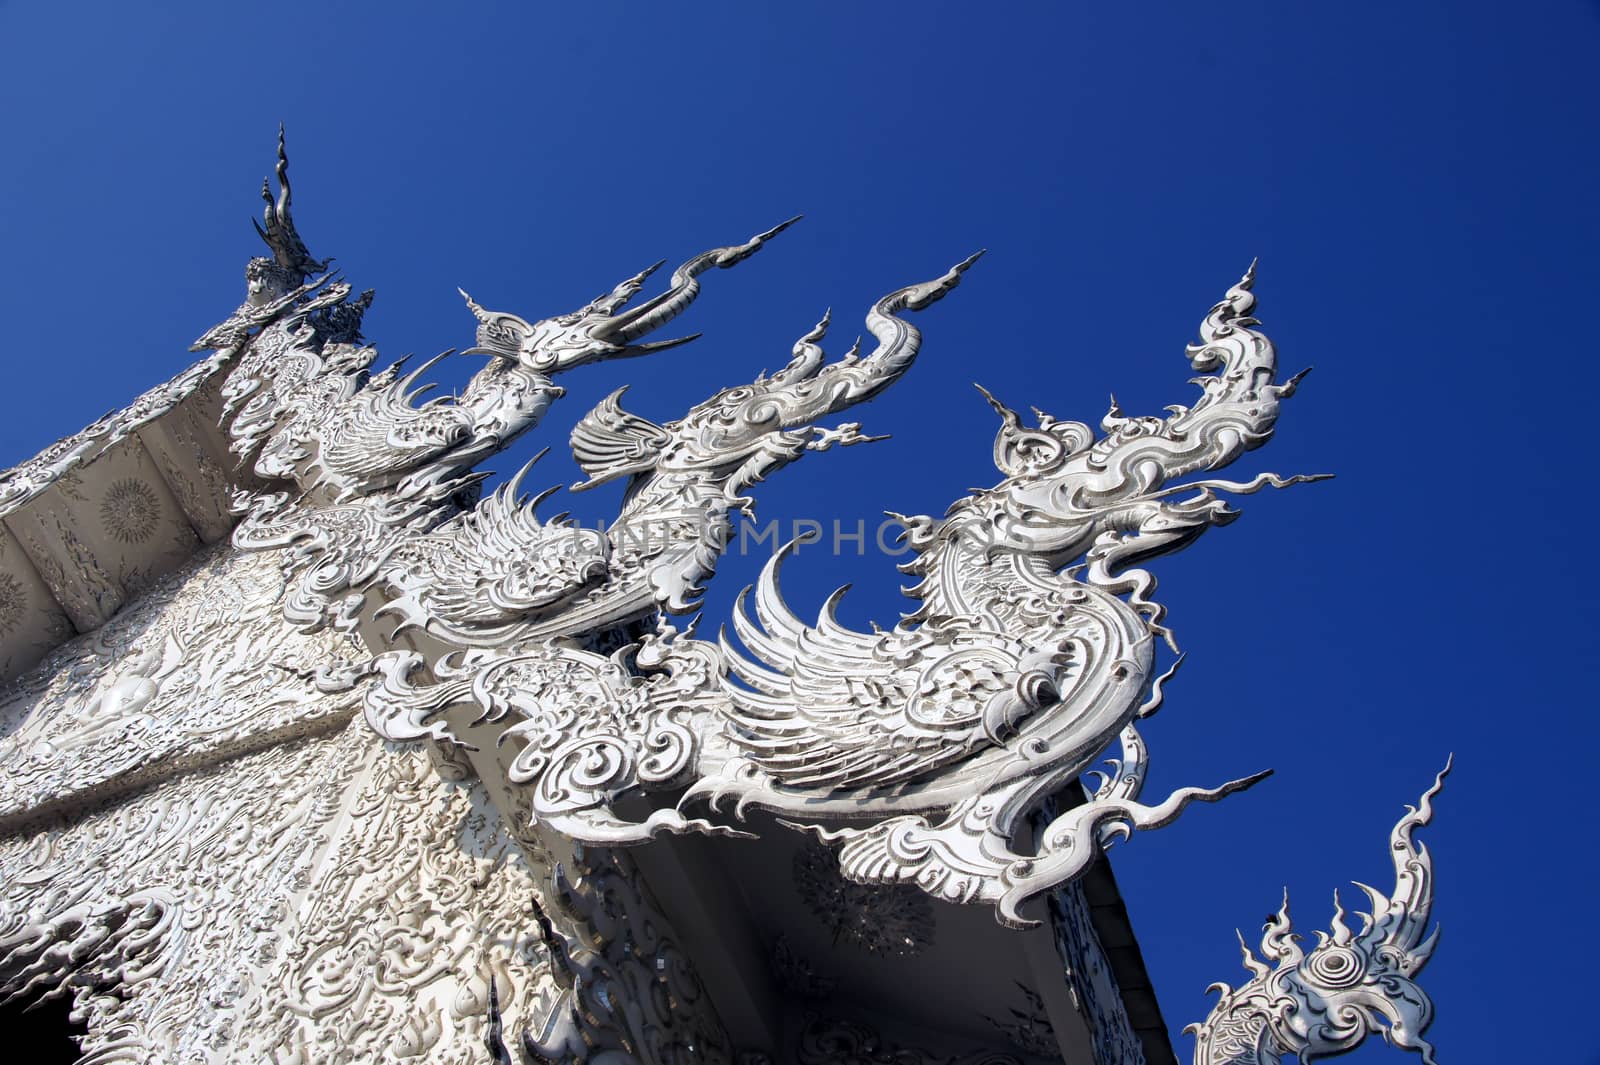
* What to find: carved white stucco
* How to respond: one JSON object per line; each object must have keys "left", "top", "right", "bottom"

{"left": 0, "top": 131, "right": 1447, "bottom": 1065}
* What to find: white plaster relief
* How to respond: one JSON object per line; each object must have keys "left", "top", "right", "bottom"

{"left": 0, "top": 543, "right": 364, "bottom": 824}
{"left": 0, "top": 127, "right": 1456, "bottom": 1065}
{"left": 0, "top": 724, "right": 366, "bottom": 1063}
{"left": 1185, "top": 764, "right": 1450, "bottom": 1065}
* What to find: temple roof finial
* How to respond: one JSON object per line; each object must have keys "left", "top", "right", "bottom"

{"left": 251, "top": 124, "right": 328, "bottom": 282}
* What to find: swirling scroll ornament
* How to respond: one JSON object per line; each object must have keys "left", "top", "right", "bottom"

{"left": 1185, "top": 760, "right": 1450, "bottom": 1065}
{"left": 365, "top": 621, "right": 736, "bottom": 843}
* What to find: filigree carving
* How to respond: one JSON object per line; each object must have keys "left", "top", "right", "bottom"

{"left": 361, "top": 263, "right": 980, "bottom": 847}
{"left": 293, "top": 222, "right": 791, "bottom": 510}
{"left": 0, "top": 726, "right": 365, "bottom": 1062}
{"left": 366, "top": 620, "right": 734, "bottom": 843}
{"left": 0, "top": 544, "right": 364, "bottom": 821}
{"left": 233, "top": 741, "right": 560, "bottom": 1065}
{"left": 365, "top": 255, "right": 974, "bottom": 650}
{"left": 373, "top": 457, "right": 611, "bottom": 643}
{"left": 792, "top": 840, "right": 934, "bottom": 957}
{"left": 354, "top": 258, "right": 1320, "bottom": 929}
{"left": 689, "top": 266, "right": 1316, "bottom": 925}
{"left": 221, "top": 223, "right": 796, "bottom": 635}
{"left": 518, "top": 847, "right": 735, "bottom": 1064}
{"left": 1185, "top": 762, "right": 1450, "bottom": 1065}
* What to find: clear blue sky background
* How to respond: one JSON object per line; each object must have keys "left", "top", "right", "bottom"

{"left": 2, "top": 3, "right": 1595, "bottom": 1062}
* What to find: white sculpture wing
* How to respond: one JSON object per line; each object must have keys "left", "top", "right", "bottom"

{"left": 720, "top": 544, "right": 1067, "bottom": 791}
{"left": 570, "top": 387, "right": 672, "bottom": 491}
{"left": 377, "top": 459, "right": 609, "bottom": 643}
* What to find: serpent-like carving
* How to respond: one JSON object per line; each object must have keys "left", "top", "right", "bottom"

{"left": 104, "top": 133, "right": 1331, "bottom": 932}
{"left": 355, "top": 258, "right": 1329, "bottom": 929}
{"left": 372, "top": 254, "right": 979, "bottom": 645}
{"left": 691, "top": 264, "right": 1321, "bottom": 924}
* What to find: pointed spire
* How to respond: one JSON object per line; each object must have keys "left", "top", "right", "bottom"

{"left": 251, "top": 124, "right": 327, "bottom": 280}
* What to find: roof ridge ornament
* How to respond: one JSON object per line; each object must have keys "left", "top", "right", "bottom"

{"left": 253, "top": 124, "right": 330, "bottom": 284}
{"left": 198, "top": 137, "right": 1346, "bottom": 935}
{"left": 1185, "top": 759, "right": 1450, "bottom": 1064}
{"left": 191, "top": 127, "right": 343, "bottom": 352}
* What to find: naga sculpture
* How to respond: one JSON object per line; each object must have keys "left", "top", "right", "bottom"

{"left": 372, "top": 254, "right": 978, "bottom": 646}
{"left": 214, "top": 133, "right": 794, "bottom": 632}
{"left": 193, "top": 133, "right": 1381, "bottom": 935}
{"left": 699, "top": 264, "right": 1324, "bottom": 924}
{"left": 1186, "top": 761, "right": 1449, "bottom": 1064}
{"left": 358, "top": 251, "right": 1331, "bottom": 927}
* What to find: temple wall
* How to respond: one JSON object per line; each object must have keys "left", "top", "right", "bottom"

{"left": 0, "top": 716, "right": 568, "bottom": 1063}
{"left": 0, "top": 723, "right": 361, "bottom": 1061}
{"left": 0, "top": 537, "right": 552, "bottom": 1062}
{"left": 233, "top": 734, "right": 557, "bottom": 1064}
{"left": 0, "top": 536, "right": 736, "bottom": 1063}
{"left": 0, "top": 544, "right": 363, "bottom": 828}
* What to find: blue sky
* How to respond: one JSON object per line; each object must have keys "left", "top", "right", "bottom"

{"left": 3, "top": 3, "right": 1596, "bottom": 1061}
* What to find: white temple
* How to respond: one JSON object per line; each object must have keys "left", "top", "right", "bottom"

{"left": 0, "top": 134, "right": 1443, "bottom": 1065}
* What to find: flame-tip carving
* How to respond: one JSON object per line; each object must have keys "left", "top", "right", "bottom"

{"left": 1185, "top": 759, "right": 1450, "bottom": 1064}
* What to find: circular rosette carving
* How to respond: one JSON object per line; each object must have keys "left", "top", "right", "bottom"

{"left": 100, "top": 478, "right": 162, "bottom": 543}
{"left": 1302, "top": 943, "right": 1368, "bottom": 991}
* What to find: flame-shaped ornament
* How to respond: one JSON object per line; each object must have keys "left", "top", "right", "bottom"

{"left": 1186, "top": 760, "right": 1450, "bottom": 1064}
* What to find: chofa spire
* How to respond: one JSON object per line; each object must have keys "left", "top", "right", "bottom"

{"left": 254, "top": 124, "right": 329, "bottom": 283}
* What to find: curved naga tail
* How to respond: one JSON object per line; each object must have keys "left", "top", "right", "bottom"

{"left": 1185, "top": 759, "right": 1451, "bottom": 1065}
{"left": 697, "top": 266, "right": 1324, "bottom": 926}
{"left": 459, "top": 217, "right": 798, "bottom": 371}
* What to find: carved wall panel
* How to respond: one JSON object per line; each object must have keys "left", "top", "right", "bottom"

{"left": 233, "top": 739, "right": 561, "bottom": 1065}
{"left": 0, "top": 524, "right": 75, "bottom": 679}
{"left": 133, "top": 376, "right": 240, "bottom": 544}
{"left": 0, "top": 724, "right": 364, "bottom": 1063}
{"left": 0, "top": 542, "right": 365, "bottom": 826}
{"left": 4, "top": 435, "right": 202, "bottom": 621}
